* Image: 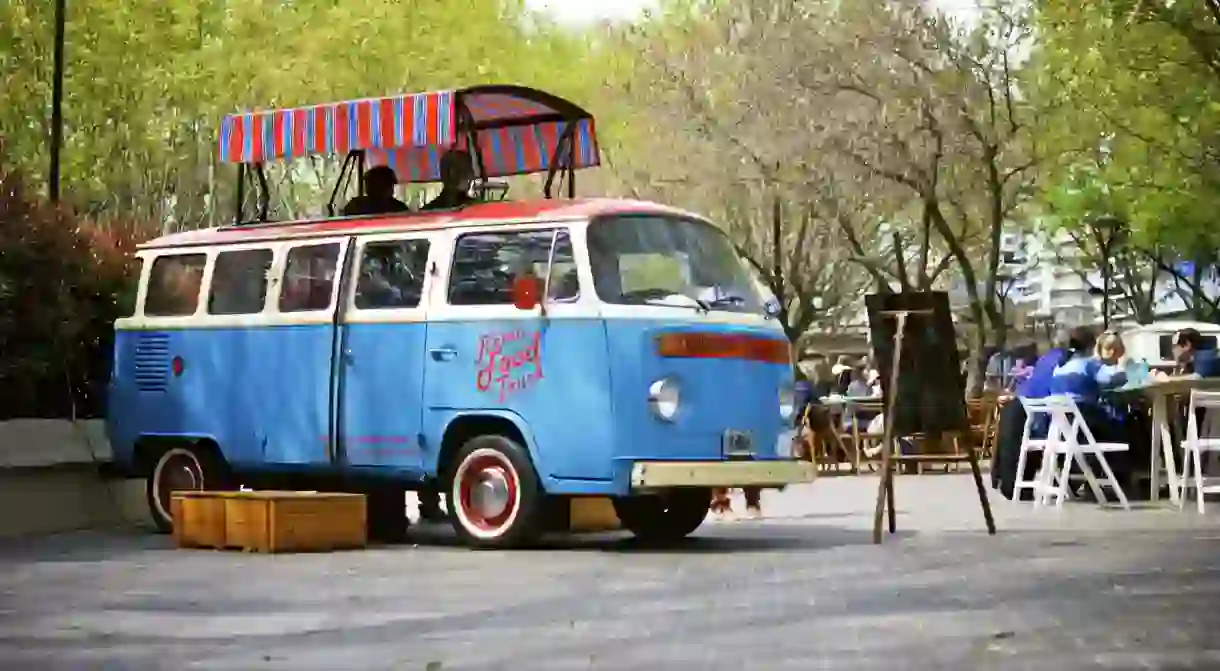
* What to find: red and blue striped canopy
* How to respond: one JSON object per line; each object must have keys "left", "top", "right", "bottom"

{"left": 217, "top": 86, "right": 599, "bottom": 183}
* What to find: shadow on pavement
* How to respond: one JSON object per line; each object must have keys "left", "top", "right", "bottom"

{"left": 0, "top": 520, "right": 916, "bottom": 564}
{"left": 399, "top": 520, "right": 916, "bottom": 554}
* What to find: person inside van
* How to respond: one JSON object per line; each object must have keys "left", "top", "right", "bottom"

{"left": 421, "top": 149, "right": 477, "bottom": 211}
{"left": 342, "top": 166, "right": 410, "bottom": 216}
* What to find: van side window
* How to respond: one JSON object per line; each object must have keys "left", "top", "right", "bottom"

{"left": 279, "top": 243, "right": 340, "bottom": 312}
{"left": 208, "top": 249, "right": 273, "bottom": 315}
{"left": 144, "top": 254, "right": 206, "bottom": 316}
{"left": 118, "top": 257, "right": 143, "bottom": 318}
{"left": 355, "top": 239, "right": 430, "bottom": 310}
{"left": 448, "top": 229, "right": 577, "bottom": 306}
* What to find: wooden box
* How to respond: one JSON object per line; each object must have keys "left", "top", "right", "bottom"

{"left": 172, "top": 491, "right": 367, "bottom": 553}
{"left": 568, "top": 497, "right": 621, "bottom": 533}
{"left": 171, "top": 491, "right": 228, "bottom": 549}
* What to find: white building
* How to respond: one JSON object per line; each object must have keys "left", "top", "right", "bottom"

{"left": 1012, "top": 227, "right": 1220, "bottom": 328}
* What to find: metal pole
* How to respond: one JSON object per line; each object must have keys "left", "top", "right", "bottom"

{"left": 48, "top": 0, "right": 66, "bottom": 203}
{"left": 1101, "top": 237, "right": 1111, "bottom": 331}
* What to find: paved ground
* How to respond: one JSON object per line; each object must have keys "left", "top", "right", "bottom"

{"left": 3, "top": 474, "right": 1220, "bottom": 670}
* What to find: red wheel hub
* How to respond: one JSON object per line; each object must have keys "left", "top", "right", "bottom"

{"left": 458, "top": 454, "right": 518, "bottom": 532}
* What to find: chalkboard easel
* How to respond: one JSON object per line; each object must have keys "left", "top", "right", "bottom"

{"left": 869, "top": 305, "right": 997, "bottom": 545}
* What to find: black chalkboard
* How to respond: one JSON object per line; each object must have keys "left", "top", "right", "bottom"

{"left": 865, "top": 292, "right": 969, "bottom": 436}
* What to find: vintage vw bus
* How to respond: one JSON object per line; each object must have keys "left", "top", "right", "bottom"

{"left": 106, "top": 86, "right": 815, "bottom": 548}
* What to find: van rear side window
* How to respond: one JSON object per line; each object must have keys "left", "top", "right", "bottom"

{"left": 209, "top": 249, "right": 273, "bottom": 315}
{"left": 355, "top": 239, "right": 430, "bottom": 309}
{"left": 145, "top": 254, "right": 206, "bottom": 316}
{"left": 280, "top": 243, "right": 340, "bottom": 312}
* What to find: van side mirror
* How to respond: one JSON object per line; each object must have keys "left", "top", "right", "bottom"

{"left": 512, "top": 275, "right": 541, "bottom": 311}
{"left": 764, "top": 298, "right": 782, "bottom": 319}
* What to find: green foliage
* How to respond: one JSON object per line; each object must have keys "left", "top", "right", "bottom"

{"left": 0, "top": 159, "right": 146, "bottom": 419}
{"left": 1031, "top": 0, "right": 1220, "bottom": 254}
{"left": 0, "top": 0, "right": 620, "bottom": 227}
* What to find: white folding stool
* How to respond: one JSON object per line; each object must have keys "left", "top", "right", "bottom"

{"left": 1015, "top": 396, "right": 1065, "bottom": 506}
{"left": 1041, "top": 396, "right": 1131, "bottom": 510}
{"left": 1180, "top": 390, "right": 1220, "bottom": 513}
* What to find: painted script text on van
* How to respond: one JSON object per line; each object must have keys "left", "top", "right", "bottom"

{"left": 476, "top": 329, "right": 544, "bottom": 402}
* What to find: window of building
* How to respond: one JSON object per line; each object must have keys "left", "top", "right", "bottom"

{"left": 354, "top": 239, "right": 430, "bottom": 310}
{"left": 448, "top": 229, "right": 577, "bottom": 305}
{"left": 144, "top": 254, "right": 206, "bottom": 317}
{"left": 208, "top": 248, "right": 274, "bottom": 315}
{"left": 279, "top": 243, "right": 340, "bottom": 312}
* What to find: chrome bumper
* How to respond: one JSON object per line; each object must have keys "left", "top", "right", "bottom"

{"left": 629, "top": 459, "right": 816, "bottom": 490}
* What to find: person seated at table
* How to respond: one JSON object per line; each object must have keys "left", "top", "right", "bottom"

{"left": 1006, "top": 342, "right": 1039, "bottom": 392}
{"left": 1096, "top": 331, "right": 1149, "bottom": 386}
{"left": 810, "top": 360, "right": 834, "bottom": 399}
{"left": 993, "top": 329, "right": 1069, "bottom": 498}
{"left": 1171, "top": 328, "right": 1220, "bottom": 378}
{"left": 831, "top": 355, "right": 854, "bottom": 394}
{"left": 1049, "top": 327, "right": 1145, "bottom": 490}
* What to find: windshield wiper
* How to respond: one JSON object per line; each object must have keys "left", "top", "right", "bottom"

{"left": 643, "top": 293, "right": 710, "bottom": 313}
{"left": 705, "top": 295, "right": 746, "bottom": 310}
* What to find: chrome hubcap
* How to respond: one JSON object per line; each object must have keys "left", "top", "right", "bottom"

{"left": 470, "top": 468, "right": 510, "bottom": 519}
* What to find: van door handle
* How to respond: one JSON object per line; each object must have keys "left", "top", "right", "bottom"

{"left": 430, "top": 346, "right": 458, "bottom": 362}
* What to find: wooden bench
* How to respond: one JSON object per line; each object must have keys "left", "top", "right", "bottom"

{"left": 172, "top": 490, "right": 367, "bottom": 553}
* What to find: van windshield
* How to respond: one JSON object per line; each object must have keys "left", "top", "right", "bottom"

{"left": 586, "top": 215, "right": 763, "bottom": 314}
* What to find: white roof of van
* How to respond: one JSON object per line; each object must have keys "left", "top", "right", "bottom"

{"left": 1121, "top": 320, "right": 1220, "bottom": 335}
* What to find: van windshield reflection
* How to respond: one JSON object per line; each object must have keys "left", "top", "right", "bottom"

{"left": 586, "top": 215, "right": 762, "bottom": 314}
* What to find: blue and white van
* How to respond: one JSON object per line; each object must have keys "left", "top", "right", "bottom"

{"left": 105, "top": 87, "right": 815, "bottom": 548}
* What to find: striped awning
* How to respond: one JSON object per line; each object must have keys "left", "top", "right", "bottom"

{"left": 217, "top": 86, "right": 599, "bottom": 183}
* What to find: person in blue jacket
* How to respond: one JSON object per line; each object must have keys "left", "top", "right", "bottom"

{"left": 1171, "top": 328, "right": 1220, "bottom": 378}
{"left": 993, "top": 330, "right": 1070, "bottom": 498}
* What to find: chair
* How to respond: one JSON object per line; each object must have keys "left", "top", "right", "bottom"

{"left": 848, "top": 399, "right": 886, "bottom": 472}
{"left": 1180, "top": 390, "right": 1220, "bottom": 513}
{"left": 1040, "top": 396, "right": 1131, "bottom": 510}
{"left": 1015, "top": 396, "right": 1062, "bottom": 506}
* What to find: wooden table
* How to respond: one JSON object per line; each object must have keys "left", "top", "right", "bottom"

{"left": 1107, "top": 376, "right": 1220, "bottom": 504}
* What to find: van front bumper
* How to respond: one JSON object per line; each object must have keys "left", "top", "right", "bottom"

{"left": 629, "top": 459, "right": 816, "bottom": 491}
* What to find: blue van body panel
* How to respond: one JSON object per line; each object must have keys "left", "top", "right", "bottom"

{"left": 108, "top": 325, "right": 338, "bottom": 470}
{"left": 421, "top": 317, "right": 617, "bottom": 483}
{"left": 602, "top": 320, "right": 790, "bottom": 492}
{"left": 338, "top": 322, "right": 428, "bottom": 474}
{"left": 108, "top": 315, "right": 791, "bottom": 498}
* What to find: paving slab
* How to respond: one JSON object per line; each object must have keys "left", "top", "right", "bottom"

{"left": 1, "top": 475, "right": 1219, "bottom": 670}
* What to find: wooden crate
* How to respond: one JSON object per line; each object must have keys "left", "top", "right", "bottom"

{"left": 568, "top": 497, "right": 621, "bottom": 533}
{"left": 172, "top": 491, "right": 367, "bottom": 553}
{"left": 171, "top": 491, "right": 228, "bottom": 549}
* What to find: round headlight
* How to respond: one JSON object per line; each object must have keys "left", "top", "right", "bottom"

{"left": 779, "top": 384, "right": 795, "bottom": 420}
{"left": 648, "top": 377, "right": 681, "bottom": 421}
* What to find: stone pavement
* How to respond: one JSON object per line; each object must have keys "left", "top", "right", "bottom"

{"left": 2, "top": 474, "right": 1220, "bottom": 670}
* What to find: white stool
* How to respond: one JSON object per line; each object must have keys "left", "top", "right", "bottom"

{"left": 1016, "top": 396, "right": 1064, "bottom": 506}
{"left": 1042, "top": 396, "right": 1130, "bottom": 510}
{"left": 1180, "top": 390, "right": 1220, "bottom": 513}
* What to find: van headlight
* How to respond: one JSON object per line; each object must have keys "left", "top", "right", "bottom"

{"left": 779, "top": 383, "right": 795, "bottom": 421}
{"left": 648, "top": 377, "right": 681, "bottom": 421}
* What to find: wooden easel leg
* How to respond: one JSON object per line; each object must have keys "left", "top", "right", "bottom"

{"left": 872, "top": 448, "right": 890, "bottom": 544}
{"left": 886, "top": 453, "right": 897, "bottom": 534}
{"left": 965, "top": 442, "right": 997, "bottom": 535}
{"left": 873, "top": 311, "right": 908, "bottom": 545}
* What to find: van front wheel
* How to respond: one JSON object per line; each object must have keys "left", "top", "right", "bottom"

{"left": 447, "top": 435, "right": 543, "bottom": 549}
{"left": 614, "top": 488, "right": 711, "bottom": 543}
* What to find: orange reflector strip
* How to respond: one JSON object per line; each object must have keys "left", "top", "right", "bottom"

{"left": 655, "top": 333, "right": 791, "bottom": 364}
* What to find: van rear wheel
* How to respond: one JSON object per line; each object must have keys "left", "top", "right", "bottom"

{"left": 146, "top": 445, "right": 231, "bottom": 534}
{"left": 447, "top": 435, "right": 543, "bottom": 549}
{"left": 614, "top": 488, "right": 711, "bottom": 543}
